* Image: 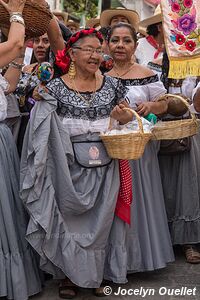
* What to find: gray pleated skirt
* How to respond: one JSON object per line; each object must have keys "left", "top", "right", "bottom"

{"left": 159, "top": 131, "right": 200, "bottom": 245}
{"left": 104, "top": 141, "right": 174, "bottom": 283}
{"left": 0, "top": 123, "right": 42, "bottom": 300}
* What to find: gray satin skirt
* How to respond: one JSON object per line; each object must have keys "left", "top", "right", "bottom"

{"left": 0, "top": 123, "right": 42, "bottom": 300}
{"left": 104, "top": 140, "right": 174, "bottom": 283}
{"left": 159, "top": 131, "right": 200, "bottom": 245}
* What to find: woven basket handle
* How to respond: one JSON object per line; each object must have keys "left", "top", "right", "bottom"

{"left": 157, "top": 93, "right": 196, "bottom": 121}
{"left": 108, "top": 107, "right": 144, "bottom": 134}
{"left": 158, "top": 93, "right": 188, "bottom": 107}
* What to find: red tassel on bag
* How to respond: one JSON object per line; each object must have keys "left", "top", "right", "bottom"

{"left": 115, "top": 160, "right": 133, "bottom": 225}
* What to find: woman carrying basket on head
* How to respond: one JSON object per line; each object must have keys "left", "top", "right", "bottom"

{"left": 20, "top": 28, "right": 133, "bottom": 299}
{"left": 0, "top": 0, "right": 42, "bottom": 299}
{"left": 105, "top": 22, "right": 174, "bottom": 277}
{"left": 14, "top": 17, "right": 70, "bottom": 156}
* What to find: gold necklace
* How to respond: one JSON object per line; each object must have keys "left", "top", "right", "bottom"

{"left": 113, "top": 63, "right": 134, "bottom": 78}
{"left": 72, "top": 76, "right": 97, "bottom": 106}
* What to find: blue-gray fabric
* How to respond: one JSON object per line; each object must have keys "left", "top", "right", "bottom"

{"left": 104, "top": 141, "right": 174, "bottom": 280}
{"left": 20, "top": 93, "right": 120, "bottom": 288}
{"left": 0, "top": 123, "right": 42, "bottom": 300}
{"left": 159, "top": 130, "right": 200, "bottom": 245}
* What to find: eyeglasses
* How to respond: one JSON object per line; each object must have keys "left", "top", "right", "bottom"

{"left": 73, "top": 46, "right": 104, "bottom": 55}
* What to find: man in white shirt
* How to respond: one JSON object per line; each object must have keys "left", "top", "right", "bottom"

{"left": 135, "top": 5, "right": 164, "bottom": 65}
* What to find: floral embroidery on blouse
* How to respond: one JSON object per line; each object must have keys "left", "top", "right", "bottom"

{"left": 46, "top": 76, "right": 127, "bottom": 121}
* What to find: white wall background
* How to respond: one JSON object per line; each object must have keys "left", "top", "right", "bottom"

{"left": 46, "top": 0, "right": 60, "bottom": 10}
{"left": 121, "top": 0, "right": 154, "bottom": 21}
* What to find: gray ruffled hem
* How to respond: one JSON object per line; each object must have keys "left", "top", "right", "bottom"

{"left": 0, "top": 249, "right": 42, "bottom": 300}
{"left": 26, "top": 206, "right": 108, "bottom": 288}
{"left": 169, "top": 217, "right": 200, "bottom": 245}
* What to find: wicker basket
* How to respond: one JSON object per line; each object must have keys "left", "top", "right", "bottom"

{"left": 0, "top": 0, "right": 53, "bottom": 38}
{"left": 152, "top": 94, "right": 199, "bottom": 140}
{"left": 101, "top": 108, "right": 152, "bottom": 160}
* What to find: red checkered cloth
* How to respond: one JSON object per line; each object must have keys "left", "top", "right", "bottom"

{"left": 115, "top": 160, "right": 133, "bottom": 225}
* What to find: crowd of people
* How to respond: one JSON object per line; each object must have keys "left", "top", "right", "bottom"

{"left": 1, "top": 0, "right": 200, "bottom": 299}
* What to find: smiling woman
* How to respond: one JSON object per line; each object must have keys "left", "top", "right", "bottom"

{"left": 20, "top": 28, "right": 133, "bottom": 299}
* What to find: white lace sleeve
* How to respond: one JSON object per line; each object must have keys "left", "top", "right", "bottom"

{"left": 0, "top": 74, "right": 9, "bottom": 121}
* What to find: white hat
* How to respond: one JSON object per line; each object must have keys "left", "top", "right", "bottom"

{"left": 139, "top": 5, "right": 162, "bottom": 28}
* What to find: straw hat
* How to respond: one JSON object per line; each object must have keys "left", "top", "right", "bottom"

{"left": 138, "top": 26, "right": 147, "bottom": 37}
{"left": 86, "top": 17, "right": 100, "bottom": 29}
{"left": 53, "top": 10, "right": 68, "bottom": 25}
{"left": 66, "top": 20, "right": 80, "bottom": 31}
{"left": 139, "top": 5, "right": 162, "bottom": 28}
{"left": 100, "top": 7, "right": 140, "bottom": 31}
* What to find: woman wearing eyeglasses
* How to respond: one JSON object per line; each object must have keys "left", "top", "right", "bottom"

{"left": 20, "top": 28, "right": 133, "bottom": 298}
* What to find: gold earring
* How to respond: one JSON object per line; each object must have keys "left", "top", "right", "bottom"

{"left": 68, "top": 61, "right": 76, "bottom": 79}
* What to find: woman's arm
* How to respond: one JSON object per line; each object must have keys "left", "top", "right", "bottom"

{"left": 4, "top": 56, "right": 25, "bottom": 93}
{"left": 47, "top": 17, "right": 65, "bottom": 55}
{"left": 0, "top": 0, "right": 26, "bottom": 68}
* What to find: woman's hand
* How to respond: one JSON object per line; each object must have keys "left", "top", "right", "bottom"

{"left": 110, "top": 103, "right": 133, "bottom": 124}
{"left": 136, "top": 102, "right": 152, "bottom": 116}
{"left": 32, "top": 84, "right": 48, "bottom": 101}
{"left": 0, "top": 0, "right": 26, "bottom": 14}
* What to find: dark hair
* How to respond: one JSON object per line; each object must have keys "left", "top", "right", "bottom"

{"left": 146, "top": 22, "right": 161, "bottom": 37}
{"left": 58, "top": 21, "right": 72, "bottom": 42}
{"left": 98, "top": 26, "right": 111, "bottom": 40}
{"left": 161, "top": 51, "right": 169, "bottom": 91}
{"left": 107, "top": 22, "right": 138, "bottom": 44}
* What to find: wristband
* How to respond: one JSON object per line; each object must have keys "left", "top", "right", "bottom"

{"left": 9, "top": 12, "right": 23, "bottom": 17}
{"left": 9, "top": 61, "right": 25, "bottom": 70}
{"left": 10, "top": 14, "right": 25, "bottom": 26}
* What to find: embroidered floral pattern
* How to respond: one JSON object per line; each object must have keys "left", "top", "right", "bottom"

{"left": 169, "top": 0, "right": 200, "bottom": 52}
{"left": 46, "top": 76, "right": 126, "bottom": 121}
